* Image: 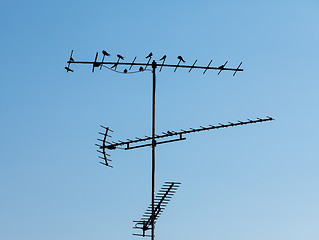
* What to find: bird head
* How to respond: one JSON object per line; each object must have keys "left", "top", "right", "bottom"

{"left": 177, "top": 56, "right": 185, "bottom": 63}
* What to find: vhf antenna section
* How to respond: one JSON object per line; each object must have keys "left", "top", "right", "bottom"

{"left": 65, "top": 50, "right": 244, "bottom": 75}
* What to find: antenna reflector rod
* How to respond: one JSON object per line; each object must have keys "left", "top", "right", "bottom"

{"left": 218, "top": 61, "right": 228, "bottom": 75}
{"left": 144, "top": 52, "right": 153, "bottom": 70}
{"left": 233, "top": 62, "right": 243, "bottom": 76}
{"left": 92, "top": 52, "right": 100, "bottom": 72}
{"left": 159, "top": 55, "right": 167, "bottom": 72}
{"left": 129, "top": 57, "right": 137, "bottom": 70}
{"left": 188, "top": 59, "right": 197, "bottom": 72}
{"left": 203, "top": 60, "right": 213, "bottom": 74}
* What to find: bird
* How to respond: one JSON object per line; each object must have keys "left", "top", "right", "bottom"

{"left": 159, "top": 55, "right": 166, "bottom": 61}
{"left": 124, "top": 69, "right": 128, "bottom": 73}
{"left": 177, "top": 56, "right": 185, "bottom": 63}
{"left": 218, "top": 61, "right": 228, "bottom": 69}
{"left": 146, "top": 52, "right": 153, "bottom": 59}
{"left": 139, "top": 67, "right": 144, "bottom": 72}
{"left": 117, "top": 54, "right": 124, "bottom": 60}
{"left": 102, "top": 50, "right": 110, "bottom": 56}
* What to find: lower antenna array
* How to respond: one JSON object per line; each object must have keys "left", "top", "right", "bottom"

{"left": 133, "top": 182, "right": 181, "bottom": 237}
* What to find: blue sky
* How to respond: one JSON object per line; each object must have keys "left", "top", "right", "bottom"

{"left": 1, "top": 1, "right": 319, "bottom": 240}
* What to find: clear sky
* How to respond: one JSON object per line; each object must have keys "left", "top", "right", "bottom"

{"left": 1, "top": 1, "right": 319, "bottom": 240}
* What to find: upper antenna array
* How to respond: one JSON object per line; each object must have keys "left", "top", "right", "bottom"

{"left": 65, "top": 50, "right": 244, "bottom": 76}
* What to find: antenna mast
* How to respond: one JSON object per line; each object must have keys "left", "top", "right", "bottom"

{"left": 65, "top": 50, "right": 273, "bottom": 240}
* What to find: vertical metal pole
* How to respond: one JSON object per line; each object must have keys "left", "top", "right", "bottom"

{"left": 151, "top": 60, "right": 157, "bottom": 240}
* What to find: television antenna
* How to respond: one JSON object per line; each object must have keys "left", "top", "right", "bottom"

{"left": 65, "top": 50, "right": 274, "bottom": 239}
{"left": 133, "top": 182, "right": 181, "bottom": 238}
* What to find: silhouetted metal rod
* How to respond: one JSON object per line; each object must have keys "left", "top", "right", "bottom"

{"left": 103, "top": 117, "right": 274, "bottom": 150}
{"left": 67, "top": 60, "right": 243, "bottom": 73}
{"left": 151, "top": 61, "right": 156, "bottom": 240}
{"left": 133, "top": 234, "right": 152, "bottom": 237}
{"left": 125, "top": 137, "right": 186, "bottom": 150}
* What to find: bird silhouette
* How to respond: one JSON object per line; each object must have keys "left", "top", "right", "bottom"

{"left": 102, "top": 50, "right": 110, "bottom": 56}
{"left": 177, "top": 56, "right": 185, "bottom": 63}
{"left": 217, "top": 61, "right": 228, "bottom": 75}
{"left": 146, "top": 52, "right": 153, "bottom": 59}
{"left": 218, "top": 61, "right": 228, "bottom": 69}
{"left": 117, "top": 54, "right": 124, "bottom": 60}
{"left": 160, "top": 55, "right": 167, "bottom": 61}
{"left": 139, "top": 67, "right": 144, "bottom": 72}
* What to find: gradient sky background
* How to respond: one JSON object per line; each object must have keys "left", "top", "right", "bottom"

{"left": 1, "top": 1, "right": 319, "bottom": 240}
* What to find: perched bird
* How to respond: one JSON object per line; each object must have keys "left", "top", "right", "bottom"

{"left": 159, "top": 55, "right": 167, "bottom": 61}
{"left": 218, "top": 61, "right": 228, "bottom": 69}
{"left": 139, "top": 67, "right": 144, "bottom": 72}
{"left": 146, "top": 52, "right": 153, "bottom": 59}
{"left": 117, "top": 54, "right": 124, "bottom": 60}
{"left": 102, "top": 50, "right": 110, "bottom": 56}
{"left": 124, "top": 69, "right": 128, "bottom": 73}
{"left": 177, "top": 56, "right": 185, "bottom": 63}
{"left": 174, "top": 56, "right": 185, "bottom": 72}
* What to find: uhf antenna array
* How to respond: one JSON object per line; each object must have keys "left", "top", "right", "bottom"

{"left": 96, "top": 117, "right": 274, "bottom": 168}
{"left": 65, "top": 50, "right": 274, "bottom": 240}
{"left": 133, "top": 182, "right": 180, "bottom": 237}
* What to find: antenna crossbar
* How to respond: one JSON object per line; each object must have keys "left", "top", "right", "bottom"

{"left": 68, "top": 60, "right": 243, "bottom": 73}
